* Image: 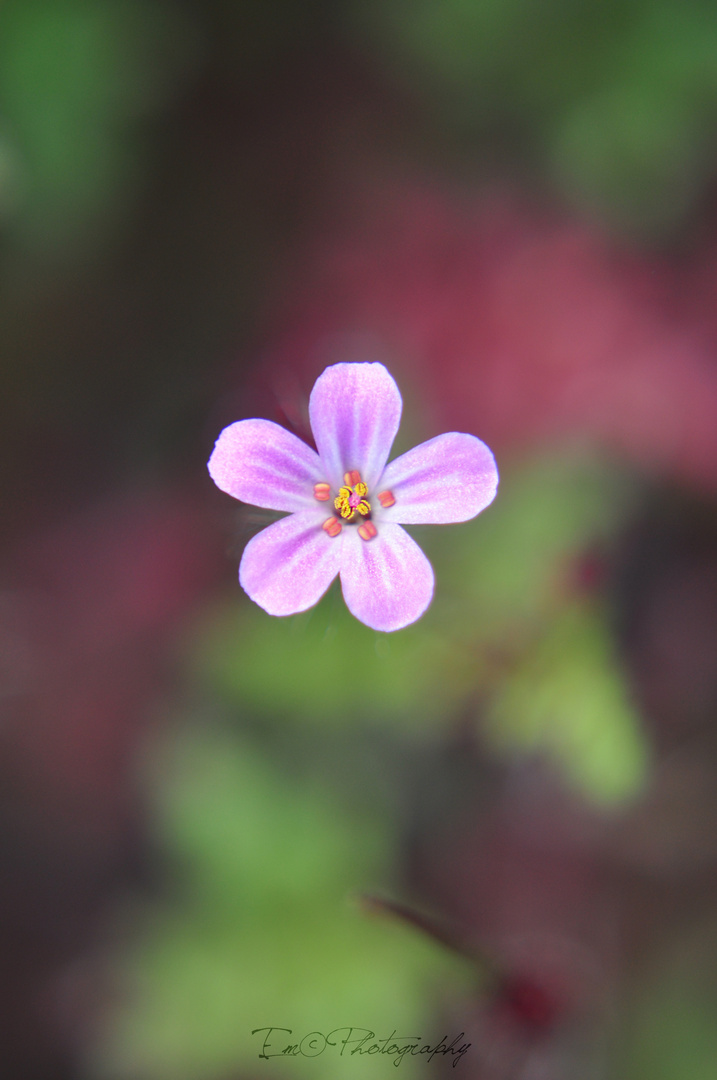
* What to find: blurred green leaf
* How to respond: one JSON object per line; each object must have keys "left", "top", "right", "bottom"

{"left": 349, "top": 0, "right": 717, "bottom": 235}
{"left": 485, "top": 600, "right": 648, "bottom": 804}
{"left": 551, "top": 2, "right": 717, "bottom": 233}
{"left": 198, "top": 592, "right": 466, "bottom": 732}
{"left": 0, "top": 0, "right": 198, "bottom": 256}
{"left": 430, "top": 449, "right": 634, "bottom": 636}
{"left": 94, "top": 729, "right": 468, "bottom": 1080}
{"left": 198, "top": 449, "right": 645, "bottom": 804}
{"left": 623, "top": 931, "right": 717, "bottom": 1080}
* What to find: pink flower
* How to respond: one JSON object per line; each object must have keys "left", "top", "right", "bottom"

{"left": 208, "top": 362, "right": 498, "bottom": 632}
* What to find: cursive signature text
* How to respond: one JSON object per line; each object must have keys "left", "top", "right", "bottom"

{"left": 251, "top": 1027, "right": 471, "bottom": 1068}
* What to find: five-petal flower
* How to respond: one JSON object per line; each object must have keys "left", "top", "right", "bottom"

{"left": 208, "top": 362, "right": 498, "bottom": 632}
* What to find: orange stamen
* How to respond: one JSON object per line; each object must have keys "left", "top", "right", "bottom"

{"left": 313, "top": 482, "right": 331, "bottom": 501}
{"left": 344, "top": 470, "right": 362, "bottom": 487}
{"left": 377, "top": 490, "right": 395, "bottom": 508}
{"left": 322, "top": 517, "right": 342, "bottom": 537}
{"left": 358, "top": 521, "right": 377, "bottom": 542}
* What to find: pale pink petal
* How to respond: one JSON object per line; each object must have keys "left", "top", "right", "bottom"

{"left": 378, "top": 432, "right": 498, "bottom": 524}
{"left": 339, "top": 523, "right": 434, "bottom": 632}
{"left": 239, "top": 510, "right": 342, "bottom": 616}
{"left": 208, "top": 419, "right": 324, "bottom": 512}
{"left": 309, "top": 362, "right": 402, "bottom": 491}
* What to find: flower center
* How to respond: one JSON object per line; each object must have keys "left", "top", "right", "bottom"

{"left": 335, "top": 471, "right": 371, "bottom": 521}
{"left": 314, "top": 472, "right": 395, "bottom": 542}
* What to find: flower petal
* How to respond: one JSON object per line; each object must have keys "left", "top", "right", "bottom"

{"left": 378, "top": 432, "right": 499, "bottom": 524}
{"left": 208, "top": 419, "right": 324, "bottom": 512}
{"left": 309, "top": 362, "right": 402, "bottom": 491}
{"left": 339, "top": 523, "right": 434, "bottom": 632}
{"left": 239, "top": 510, "right": 342, "bottom": 616}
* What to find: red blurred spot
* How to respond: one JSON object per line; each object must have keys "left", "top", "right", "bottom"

{"left": 254, "top": 176, "right": 717, "bottom": 492}
{"left": 491, "top": 971, "right": 565, "bottom": 1035}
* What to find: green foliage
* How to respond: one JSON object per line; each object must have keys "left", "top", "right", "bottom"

{"left": 94, "top": 729, "right": 466, "bottom": 1080}
{"left": 0, "top": 0, "right": 197, "bottom": 256}
{"left": 93, "top": 451, "right": 652, "bottom": 1077}
{"left": 623, "top": 931, "right": 717, "bottom": 1080}
{"left": 198, "top": 450, "right": 646, "bottom": 804}
{"left": 431, "top": 449, "right": 634, "bottom": 634}
{"left": 485, "top": 600, "right": 648, "bottom": 803}
{"left": 198, "top": 593, "right": 464, "bottom": 732}
{"left": 349, "top": 0, "right": 717, "bottom": 235}
{"left": 551, "top": 5, "right": 717, "bottom": 232}
{"left": 437, "top": 451, "right": 648, "bottom": 803}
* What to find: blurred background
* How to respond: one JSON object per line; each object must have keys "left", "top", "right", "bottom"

{"left": 3, "top": 2, "right": 717, "bottom": 1078}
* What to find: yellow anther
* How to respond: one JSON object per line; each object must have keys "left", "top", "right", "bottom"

{"left": 332, "top": 472, "right": 373, "bottom": 525}
{"left": 322, "top": 517, "right": 342, "bottom": 537}
{"left": 377, "top": 490, "right": 395, "bottom": 508}
{"left": 358, "top": 521, "right": 377, "bottom": 541}
{"left": 313, "top": 482, "right": 331, "bottom": 501}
